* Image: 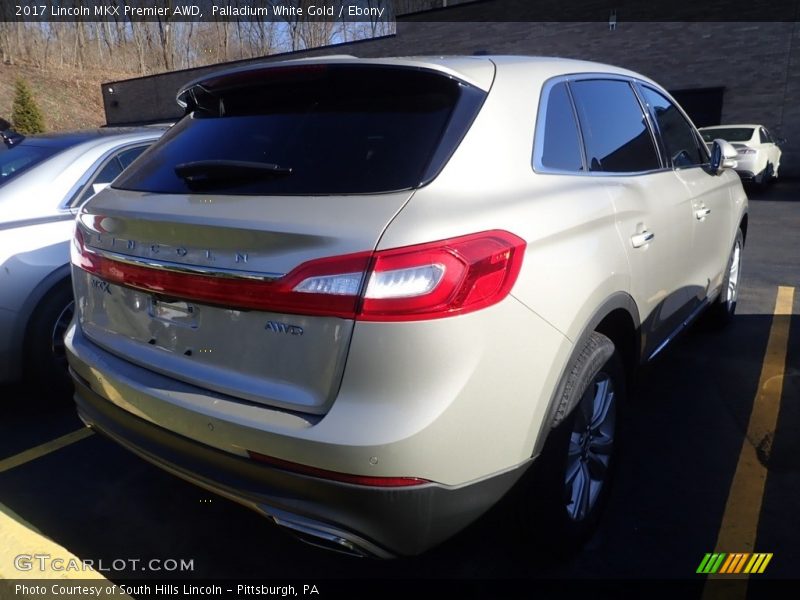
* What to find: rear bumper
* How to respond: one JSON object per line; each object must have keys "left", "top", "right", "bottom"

{"left": 72, "top": 370, "right": 530, "bottom": 557}
{"left": 733, "top": 156, "right": 761, "bottom": 181}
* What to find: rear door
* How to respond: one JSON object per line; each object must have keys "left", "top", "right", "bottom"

{"left": 568, "top": 77, "right": 695, "bottom": 358}
{"left": 637, "top": 84, "right": 734, "bottom": 310}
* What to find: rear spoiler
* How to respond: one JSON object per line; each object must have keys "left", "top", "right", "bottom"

{"left": 176, "top": 62, "right": 333, "bottom": 114}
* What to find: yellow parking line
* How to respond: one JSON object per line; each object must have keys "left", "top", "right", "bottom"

{"left": 0, "top": 501, "right": 110, "bottom": 581}
{"left": 0, "top": 430, "right": 124, "bottom": 590}
{"left": 0, "top": 428, "right": 94, "bottom": 474}
{"left": 703, "top": 286, "right": 795, "bottom": 598}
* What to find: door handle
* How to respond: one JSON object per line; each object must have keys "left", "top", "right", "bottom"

{"left": 695, "top": 207, "right": 712, "bottom": 220}
{"left": 631, "top": 230, "right": 655, "bottom": 248}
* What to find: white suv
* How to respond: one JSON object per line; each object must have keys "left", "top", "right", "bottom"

{"left": 65, "top": 56, "right": 748, "bottom": 557}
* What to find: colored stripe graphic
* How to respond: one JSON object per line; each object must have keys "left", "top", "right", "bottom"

{"left": 698, "top": 553, "right": 773, "bottom": 575}
{"left": 733, "top": 554, "right": 749, "bottom": 574}
{"left": 744, "top": 553, "right": 773, "bottom": 574}
{"left": 697, "top": 554, "right": 714, "bottom": 573}
{"left": 720, "top": 554, "right": 749, "bottom": 574}
{"left": 719, "top": 554, "right": 736, "bottom": 574}
{"left": 697, "top": 553, "right": 727, "bottom": 574}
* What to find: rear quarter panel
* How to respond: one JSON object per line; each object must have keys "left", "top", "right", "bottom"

{"left": 376, "top": 62, "right": 632, "bottom": 467}
{"left": 0, "top": 219, "right": 74, "bottom": 381}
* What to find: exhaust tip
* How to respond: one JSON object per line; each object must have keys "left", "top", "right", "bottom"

{"left": 272, "top": 515, "right": 370, "bottom": 558}
{"left": 276, "top": 519, "right": 367, "bottom": 558}
{"left": 264, "top": 508, "right": 394, "bottom": 559}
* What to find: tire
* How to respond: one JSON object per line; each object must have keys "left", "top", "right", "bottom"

{"left": 705, "top": 229, "right": 743, "bottom": 329}
{"left": 517, "top": 332, "right": 625, "bottom": 556}
{"left": 24, "top": 279, "right": 75, "bottom": 398}
{"left": 760, "top": 163, "right": 774, "bottom": 186}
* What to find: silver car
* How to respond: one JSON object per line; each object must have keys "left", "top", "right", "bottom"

{"left": 66, "top": 56, "right": 747, "bottom": 557}
{"left": 0, "top": 128, "right": 163, "bottom": 392}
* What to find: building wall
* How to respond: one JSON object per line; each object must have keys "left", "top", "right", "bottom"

{"left": 103, "top": 15, "right": 800, "bottom": 175}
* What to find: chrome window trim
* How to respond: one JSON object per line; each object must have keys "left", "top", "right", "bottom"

{"left": 532, "top": 77, "right": 588, "bottom": 175}
{"left": 88, "top": 247, "right": 284, "bottom": 282}
{"left": 628, "top": 81, "right": 668, "bottom": 169}
{"left": 533, "top": 73, "right": 671, "bottom": 178}
{"left": 633, "top": 82, "right": 712, "bottom": 170}
{"left": 61, "top": 141, "right": 154, "bottom": 210}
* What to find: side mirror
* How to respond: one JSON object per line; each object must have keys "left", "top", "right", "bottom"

{"left": 709, "top": 139, "right": 738, "bottom": 174}
{"left": 776, "top": 137, "right": 787, "bottom": 146}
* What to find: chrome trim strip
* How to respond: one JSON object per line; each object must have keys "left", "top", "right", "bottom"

{"left": 0, "top": 213, "right": 74, "bottom": 231}
{"left": 88, "top": 246, "right": 284, "bottom": 282}
{"left": 647, "top": 298, "right": 710, "bottom": 362}
{"left": 532, "top": 73, "right": 672, "bottom": 178}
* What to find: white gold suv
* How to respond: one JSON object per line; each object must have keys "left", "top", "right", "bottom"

{"left": 65, "top": 56, "right": 748, "bottom": 557}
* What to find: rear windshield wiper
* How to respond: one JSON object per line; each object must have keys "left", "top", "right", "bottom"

{"left": 174, "top": 160, "right": 293, "bottom": 186}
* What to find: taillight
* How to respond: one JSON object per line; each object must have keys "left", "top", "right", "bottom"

{"left": 70, "top": 224, "right": 86, "bottom": 270}
{"left": 72, "top": 229, "right": 525, "bottom": 321}
{"left": 358, "top": 231, "right": 526, "bottom": 321}
{"left": 72, "top": 235, "right": 371, "bottom": 318}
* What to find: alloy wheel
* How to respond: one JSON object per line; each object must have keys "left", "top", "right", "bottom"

{"left": 726, "top": 240, "right": 742, "bottom": 310}
{"left": 564, "top": 374, "right": 616, "bottom": 522}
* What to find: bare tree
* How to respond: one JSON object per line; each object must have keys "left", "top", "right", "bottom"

{"left": 0, "top": 0, "right": 392, "bottom": 76}
{"left": 154, "top": 0, "right": 175, "bottom": 71}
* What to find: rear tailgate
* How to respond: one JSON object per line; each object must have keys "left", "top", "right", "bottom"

{"left": 71, "top": 61, "right": 488, "bottom": 415}
{"left": 73, "top": 189, "right": 412, "bottom": 414}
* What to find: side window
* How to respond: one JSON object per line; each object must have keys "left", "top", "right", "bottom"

{"left": 117, "top": 146, "right": 147, "bottom": 169}
{"left": 759, "top": 128, "right": 772, "bottom": 144}
{"left": 93, "top": 157, "right": 124, "bottom": 185}
{"left": 72, "top": 145, "right": 149, "bottom": 207}
{"left": 570, "top": 80, "right": 661, "bottom": 173}
{"left": 535, "top": 81, "right": 584, "bottom": 172}
{"left": 639, "top": 86, "right": 706, "bottom": 168}
{"left": 74, "top": 158, "right": 122, "bottom": 207}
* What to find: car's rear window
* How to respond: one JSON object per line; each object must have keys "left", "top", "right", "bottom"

{"left": 114, "top": 65, "right": 485, "bottom": 195}
{"left": 700, "top": 128, "right": 754, "bottom": 143}
{"left": 0, "top": 144, "right": 63, "bottom": 188}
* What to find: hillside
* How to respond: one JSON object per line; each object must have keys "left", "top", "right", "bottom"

{"left": 0, "top": 63, "right": 136, "bottom": 132}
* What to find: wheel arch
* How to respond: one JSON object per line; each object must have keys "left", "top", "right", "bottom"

{"left": 3, "top": 262, "right": 71, "bottom": 382}
{"left": 531, "top": 292, "right": 640, "bottom": 458}
{"left": 18, "top": 264, "right": 72, "bottom": 356}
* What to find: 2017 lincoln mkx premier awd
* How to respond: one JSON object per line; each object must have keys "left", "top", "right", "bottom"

{"left": 65, "top": 56, "right": 748, "bottom": 557}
